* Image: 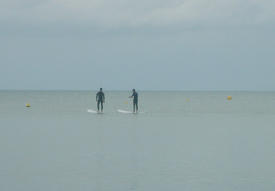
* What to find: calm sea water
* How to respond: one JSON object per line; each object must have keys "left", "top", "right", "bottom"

{"left": 0, "top": 91, "right": 275, "bottom": 191}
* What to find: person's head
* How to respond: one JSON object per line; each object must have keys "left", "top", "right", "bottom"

{"left": 100, "top": 88, "right": 103, "bottom": 92}
{"left": 132, "top": 89, "right": 135, "bottom": 92}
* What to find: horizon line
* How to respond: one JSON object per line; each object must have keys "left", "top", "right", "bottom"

{"left": 0, "top": 89, "right": 274, "bottom": 92}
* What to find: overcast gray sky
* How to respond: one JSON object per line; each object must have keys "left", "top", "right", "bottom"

{"left": 1, "top": 0, "right": 275, "bottom": 90}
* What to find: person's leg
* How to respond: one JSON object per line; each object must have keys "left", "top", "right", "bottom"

{"left": 133, "top": 101, "right": 136, "bottom": 113}
{"left": 136, "top": 102, "right": 138, "bottom": 112}
{"left": 134, "top": 101, "right": 138, "bottom": 113}
{"left": 101, "top": 101, "right": 103, "bottom": 112}
{"left": 97, "top": 101, "right": 100, "bottom": 111}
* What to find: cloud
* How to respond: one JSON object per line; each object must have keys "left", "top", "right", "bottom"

{"left": 142, "top": 0, "right": 275, "bottom": 26}
{"left": 1, "top": 0, "right": 275, "bottom": 28}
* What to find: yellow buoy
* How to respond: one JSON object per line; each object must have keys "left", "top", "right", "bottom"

{"left": 26, "top": 103, "right": 31, "bottom": 107}
{"left": 227, "top": 96, "right": 232, "bottom": 100}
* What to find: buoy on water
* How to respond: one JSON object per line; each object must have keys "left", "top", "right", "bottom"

{"left": 227, "top": 96, "right": 232, "bottom": 100}
{"left": 26, "top": 103, "right": 31, "bottom": 107}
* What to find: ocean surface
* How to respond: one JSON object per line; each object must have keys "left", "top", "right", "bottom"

{"left": 0, "top": 91, "right": 275, "bottom": 191}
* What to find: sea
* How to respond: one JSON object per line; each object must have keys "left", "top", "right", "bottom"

{"left": 0, "top": 91, "right": 275, "bottom": 191}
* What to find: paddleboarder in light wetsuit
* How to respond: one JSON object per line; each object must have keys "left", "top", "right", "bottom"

{"left": 129, "top": 89, "right": 138, "bottom": 113}
{"left": 96, "top": 88, "right": 105, "bottom": 112}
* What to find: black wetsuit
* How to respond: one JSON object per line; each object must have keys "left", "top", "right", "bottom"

{"left": 96, "top": 91, "right": 105, "bottom": 111}
{"left": 132, "top": 92, "right": 138, "bottom": 112}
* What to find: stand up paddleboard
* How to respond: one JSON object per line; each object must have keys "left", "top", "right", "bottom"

{"left": 117, "top": 109, "right": 144, "bottom": 114}
{"left": 87, "top": 109, "right": 103, "bottom": 114}
{"left": 117, "top": 109, "right": 133, "bottom": 114}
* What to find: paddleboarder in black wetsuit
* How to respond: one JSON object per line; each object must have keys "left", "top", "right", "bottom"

{"left": 96, "top": 88, "right": 105, "bottom": 112}
{"left": 129, "top": 89, "right": 138, "bottom": 113}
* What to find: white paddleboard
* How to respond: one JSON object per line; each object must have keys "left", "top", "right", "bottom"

{"left": 87, "top": 109, "right": 103, "bottom": 114}
{"left": 117, "top": 109, "right": 133, "bottom": 114}
{"left": 117, "top": 109, "right": 144, "bottom": 114}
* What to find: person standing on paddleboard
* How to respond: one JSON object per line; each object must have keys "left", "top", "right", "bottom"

{"left": 129, "top": 89, "right": 138, "bottom": 113}
{"left": 96, "top": 88, "right": 105, "bottom": 112}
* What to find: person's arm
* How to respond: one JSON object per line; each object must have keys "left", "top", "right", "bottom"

{"left": 129, "top": 93, "right": 133, "bottom": 98}
{"left": 103, "top": 93, "right": 105, "bottom": 103}
{"left": 96, "top": 93, "right": 98, "bottom": 102}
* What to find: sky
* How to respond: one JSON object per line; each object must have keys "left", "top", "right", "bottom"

{"left": 0, "top": 0, "right": 275, "bottom": 90}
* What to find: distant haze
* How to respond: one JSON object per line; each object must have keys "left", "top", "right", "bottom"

{"left": 1, "top": 0, "right": 275, "bottom": 90}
